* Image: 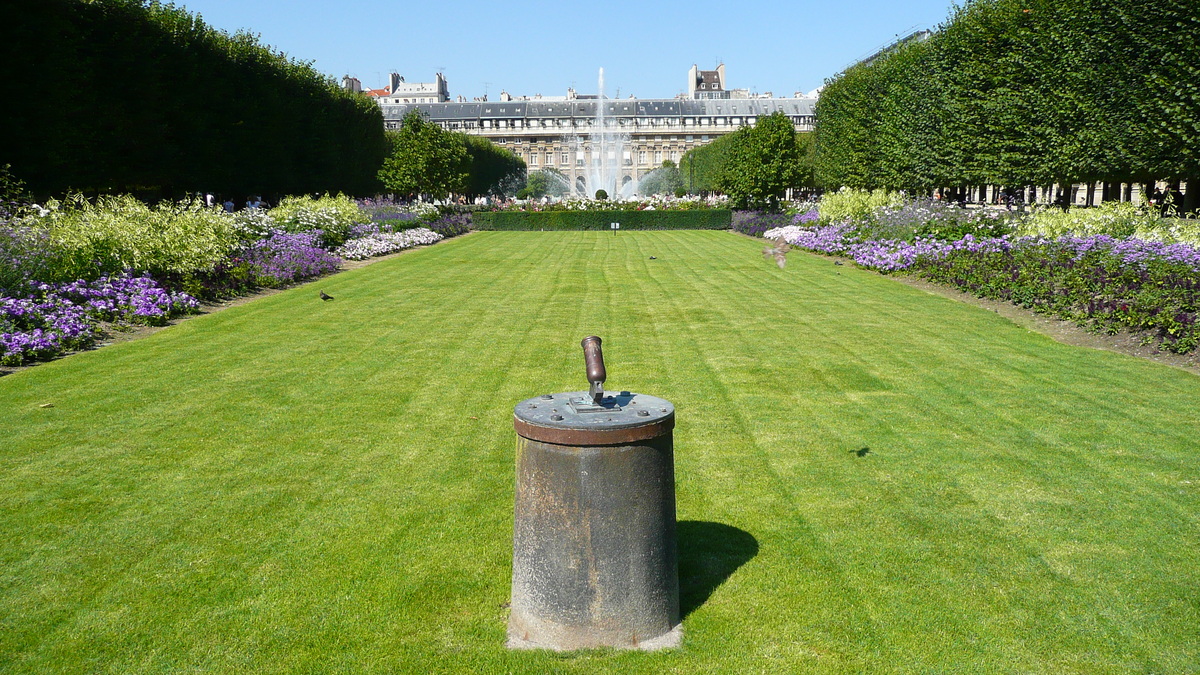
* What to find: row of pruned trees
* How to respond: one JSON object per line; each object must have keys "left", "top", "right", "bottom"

{"left": 814, "top": 0, "right": 1200, "bottom": 210}
{"left": 0, "top": 0, "right": 387, "bottom": 200}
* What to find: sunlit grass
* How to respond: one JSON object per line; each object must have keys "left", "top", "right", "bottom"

{"left": 1, "top": 231, "right": 1197, "bottom": 672}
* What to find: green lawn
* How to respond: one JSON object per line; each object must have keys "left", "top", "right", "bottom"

{"left": 2, "top": 231, "right": 1198, "bottom": 673}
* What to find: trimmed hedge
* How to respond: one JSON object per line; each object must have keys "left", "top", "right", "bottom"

{"left": 472, "top": 210, "right": 732, "bottom": 231}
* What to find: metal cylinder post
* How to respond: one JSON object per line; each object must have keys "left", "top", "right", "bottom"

{"left": 508, "top": 338, "right": 681, "bottom": 651}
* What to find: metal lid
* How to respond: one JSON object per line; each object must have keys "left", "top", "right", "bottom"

{"left": 514, "top": 391, "right": 675, "bottom": 446}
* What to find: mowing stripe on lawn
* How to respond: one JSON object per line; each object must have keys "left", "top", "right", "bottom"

{"left": 1, "top": 231, "right": 1197, "bottom": 673}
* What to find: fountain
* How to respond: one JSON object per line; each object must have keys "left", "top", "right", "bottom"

{"left": 566, "top": 68, "right": 639, "bottom": 200}
{"left": 527, "top": 68, "right": 677, "bottom": 201}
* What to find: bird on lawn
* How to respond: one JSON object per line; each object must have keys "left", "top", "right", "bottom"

{"left": 763, "top": 237, "right": 790, "bottom": 269}
{"left": 834, "top": 260, "right": 844, "bottom": 266}
{"left": 319, "top": 291, "right": 334, "bottom": 301}
{"left": 649, "top": 256, "right": 657, "bottom": 260}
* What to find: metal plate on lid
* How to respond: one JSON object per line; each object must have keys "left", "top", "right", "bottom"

{"left": 514, "top": 391, "right": 675, "bottom": 446}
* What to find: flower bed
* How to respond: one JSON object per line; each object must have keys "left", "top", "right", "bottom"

{"left": 766, "top": 219, "right": 1200, "bottom": 353}
{"left": 236, "top": 230, "right": 341, "bottom": 286}
{"left": 427, "top": 214, "right": 470, "bottom": 238}
{"left": 0, "top": 193, "right": 464, "bottom": 366}
{"left": 334, "top": 227, "right": 443, "bottom": 261}
{"left": 1, "top": 295, "right": 93, "bottom": 365}
{"left": 1, "top": 273, "right": 199, "bottom": 365}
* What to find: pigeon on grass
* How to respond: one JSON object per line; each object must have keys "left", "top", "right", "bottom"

{"left": 319, "top": 291, "right": 334, "bottom": 301}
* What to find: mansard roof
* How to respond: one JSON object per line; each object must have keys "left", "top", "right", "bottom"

{"left": 382, "top": 97, "right": 815, "bottom": 122}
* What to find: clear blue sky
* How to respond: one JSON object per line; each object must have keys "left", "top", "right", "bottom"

{"left": 176, "top": 0, "right": 957, "bottom": 99}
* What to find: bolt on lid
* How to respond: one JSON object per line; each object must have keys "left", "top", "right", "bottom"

{"left": 513, "top": 390, "right": 675, "bottom": 446}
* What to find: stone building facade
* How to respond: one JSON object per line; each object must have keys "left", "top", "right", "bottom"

{"left": 380, "top": 95, "right": 816, "bottom": 188}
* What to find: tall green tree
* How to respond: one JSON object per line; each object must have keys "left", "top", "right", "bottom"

{"left": 638, "top": 160, "right": 684, "bottom": 196}
{"left": 377, "top": 110, "right": 470, "bottom": 199}
{"left": 717, "top": 112, "right": 803, "bottom": 210}
{"left": 523, "top": 168, "right": 569, "bottom": 199}
{"left": 680, "top": 133, "right": 737, "bottom": 193}
{"left": 0, "top": 0, "right": 385, "bottom": 199}
{"left": 462, "top": 135, "right": 526, "bottom": 198}
{"left": 811, "top": 0, "right": 1200, "bottom": 208}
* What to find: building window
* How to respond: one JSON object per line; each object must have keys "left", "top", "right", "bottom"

{"left": 638, "top": 150, "right": 647, "bottom": 164}
{"left": 498, "top": 138, "right": 506, "bottom": 144}
{"left": 654, "top": 151, "right": 663, "bottom": 164}
{"left": 530, "top": 153, "right": 539, "bottom": 166}
{"left": 562, "top": 152, "right": 569, "bottom": 164}
{"left": 545, "top": 153, "right": 553, "bottom": 166}
{"left": 515, "top": 137, "right": 522, "bottom": 144}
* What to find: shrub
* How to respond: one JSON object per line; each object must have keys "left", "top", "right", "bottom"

{"left": 1142, "top": 218, "right": 1200, "bottom": 246}
{"left": 1018, "top": 201, "right": 1160, "bottom": 240}
{"left": 230, "top": 209, "right": 278, "bottom": 242}
{"left": 29, "top": 194, "right": 239, "bottom": 282}
{"left": 472, "top": 210, "right": 731, "bottom": 231}
{"left": 269, "top": 194, "right": 370, "bottom": 248}
{"left": 865, "top": 199, "right": 1016, "bottom": 242}
{"left": 818, "top": 188, "right": 904, "bottom": 223}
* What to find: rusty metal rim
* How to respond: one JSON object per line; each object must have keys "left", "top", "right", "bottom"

{"left": 514, "top": 413, "right": 675, "bottom": 446}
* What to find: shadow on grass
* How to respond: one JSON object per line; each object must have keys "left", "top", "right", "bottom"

{"left": 677, "top": 520, "right": 759, "bottom": 619}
